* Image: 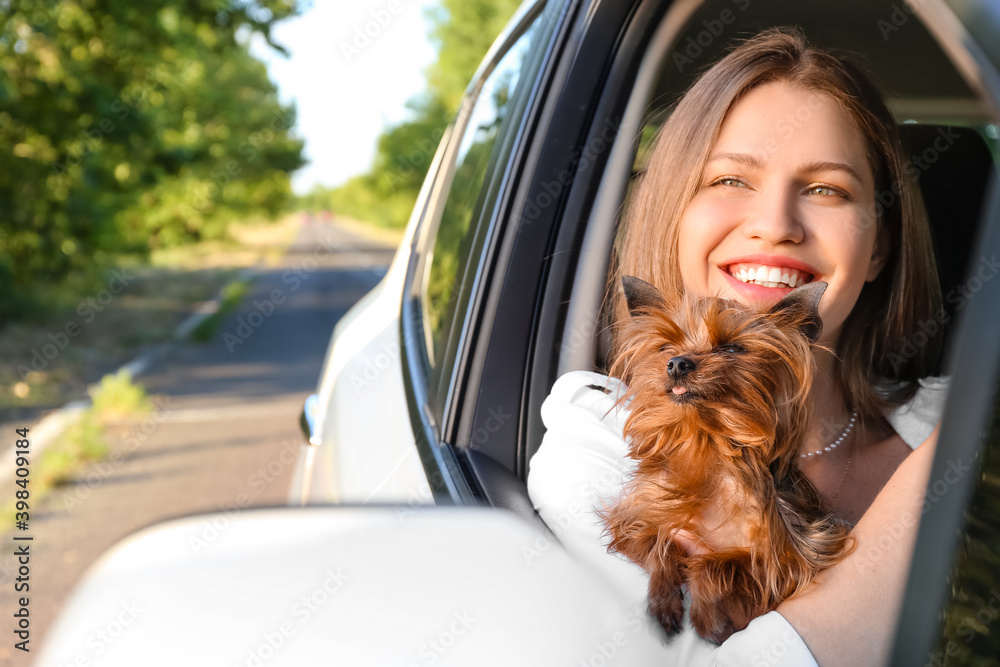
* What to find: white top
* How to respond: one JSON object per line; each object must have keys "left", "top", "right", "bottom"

{"left": 526, "top": 370, "right": 950, "bottom": 666}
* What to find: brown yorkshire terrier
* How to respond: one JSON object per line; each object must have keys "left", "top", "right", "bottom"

{"left": 600, "top": 276, "right": 854, "bottom": 644}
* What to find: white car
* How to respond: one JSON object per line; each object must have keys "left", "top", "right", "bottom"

{"left": 39, "top": 0, "right": 1000, "bottom": 664}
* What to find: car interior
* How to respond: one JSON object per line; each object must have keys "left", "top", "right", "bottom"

{"left": 561, "top": 0, "right": 998, "bottom": 384}
{"left": 470, "top": 0, "right": 999, "bottom": 542}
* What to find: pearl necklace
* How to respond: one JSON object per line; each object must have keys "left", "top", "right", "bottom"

{"left": 800, "top": 411, "right": 858, "bottom": 458}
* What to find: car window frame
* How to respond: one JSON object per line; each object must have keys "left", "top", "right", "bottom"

{"left": 399, "top": 0, "right": 558, "bottom": 503}
{"left": 850, "top": 0, "right": 1000, "bottom": 662}
{"left": 890, "top": 0, "right": 1000, "bottom": 649}
{"left": 892, "top": 182, "right": 1000, "bottom": 665}
{"left": 427, "top": 5, "right": 557, "bottom": 429}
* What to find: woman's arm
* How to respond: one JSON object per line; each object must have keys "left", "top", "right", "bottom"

{"left": 776, "top": 424, "right": 940, "bottom": 666}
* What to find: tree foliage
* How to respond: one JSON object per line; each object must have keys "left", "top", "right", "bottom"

{"left": 300, "top": 0, "right": 521, "bottom": 229}
{"left": 0, "top": 0, "right": 304, "bottom": 318}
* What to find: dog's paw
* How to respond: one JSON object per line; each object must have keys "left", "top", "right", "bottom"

{"left": 648, "top": 587, "right": 685, "bottom": 637}
{"left": 686, "top": 551, "right": 761, "bottom": 644}
{"left": 689, "top": 602, "right": 736, "bottom": 645}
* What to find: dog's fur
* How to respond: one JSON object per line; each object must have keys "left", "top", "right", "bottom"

{"left": 600, "top": 277, "right": 853, "bottom": 644}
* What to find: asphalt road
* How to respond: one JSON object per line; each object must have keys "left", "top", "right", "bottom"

{"left": 0, "top": 220, "right": 397, "bottom": 665}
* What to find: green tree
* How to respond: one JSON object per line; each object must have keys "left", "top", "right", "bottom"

{"left": 0, "top": 0, "right": 304, "bottom": 320}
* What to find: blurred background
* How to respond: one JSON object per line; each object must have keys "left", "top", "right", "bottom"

{"left": 1, "top": 0, "right": 520, "bottom": 321}
{"left": 0, "top": 0, "right": 522, "bottom": 443}
{"left": 0, "top": 0, "right": 519, "bottom": 660}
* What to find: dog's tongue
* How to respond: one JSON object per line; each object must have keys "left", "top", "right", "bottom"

{"left": 672, "top": 386, "right": 687, "bottom": 395}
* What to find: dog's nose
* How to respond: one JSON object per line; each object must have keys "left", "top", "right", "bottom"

{"left": 666, "top": 356, "right": 695, "bottom": 378}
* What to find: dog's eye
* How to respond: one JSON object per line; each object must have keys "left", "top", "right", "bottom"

{"left": 716, "top": 343, "right": 746, "bottom": 354}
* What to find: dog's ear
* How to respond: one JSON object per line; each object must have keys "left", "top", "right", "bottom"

{"left": 769, "top": 281, "right": 827, "bottom": 342}
{"left": 622, "top": 276, "right": 667, "bottom": 316}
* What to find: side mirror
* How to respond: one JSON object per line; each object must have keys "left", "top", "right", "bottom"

{"left": 37, "top": 506, "right": 673, "bottom": 665}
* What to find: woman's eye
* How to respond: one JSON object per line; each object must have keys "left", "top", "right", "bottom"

{"left": 716, "top": 343, "right": 746, "bottom": 354}
{"left": 711, "top": 176, "right": 747, "bottom": 188}
{"left": 806, "top": 183, "right": 849, "bottom": 199}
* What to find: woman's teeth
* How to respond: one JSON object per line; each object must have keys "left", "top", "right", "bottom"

{"left": 728, "top": 264, "right": 811, "bottom": 289}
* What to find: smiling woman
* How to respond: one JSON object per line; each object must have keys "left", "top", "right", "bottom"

{"left": 529, "top": 25, "right": 950, "bottom": 665}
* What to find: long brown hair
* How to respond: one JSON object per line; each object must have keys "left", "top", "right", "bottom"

{"left": 610, "top": 26, "right": 943, "bottom": 427}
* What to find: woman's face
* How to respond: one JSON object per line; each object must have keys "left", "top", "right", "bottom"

{"left": 676, "top": 80, "right": 887, "bottom": 346}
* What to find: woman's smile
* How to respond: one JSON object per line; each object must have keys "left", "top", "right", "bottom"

{"left": 718, "top": 252, "right": 820, "bottom": 300}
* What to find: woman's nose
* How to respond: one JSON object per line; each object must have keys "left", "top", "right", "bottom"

{"left": 741, "top": 186, "right": 804, "bottom": 244}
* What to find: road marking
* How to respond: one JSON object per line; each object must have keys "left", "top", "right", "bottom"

{"left": 158, "top": 402, "right": 301, "bottom": 423}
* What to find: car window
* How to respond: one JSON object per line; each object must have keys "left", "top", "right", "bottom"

{"left": 418, "top": 4, "right": 555, "bottom": 421}
{"left": 423, "top": 26, "right": 538, "bottom": 367}
{"left": 931, "top": 370, "right": 1000, "bottom": 662}
{"left": 423, "top": 66, "right": 518, "bottom": 365}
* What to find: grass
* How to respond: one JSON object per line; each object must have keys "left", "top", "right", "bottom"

{"left": 0, "top": 215, "right": 303, "bottom": 527}
{"left": 88, "top": 368, "right": 155, "bottom": 421}
{"left": 35, "top": 412, "right": 107, "bottom": 490}
{"left": 189, "top": 277, "right": 253, "bottom": 342}
{"left": 2, "top": 370, "right": 154, "bottom": 528}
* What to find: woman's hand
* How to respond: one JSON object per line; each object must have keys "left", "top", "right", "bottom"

{"left": 671, "top": 477, "right": 757, "bottom": 556}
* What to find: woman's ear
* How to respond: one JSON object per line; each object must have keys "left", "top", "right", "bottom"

{"left": 865, "top": 224, "right": 891, "bottom": 282}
